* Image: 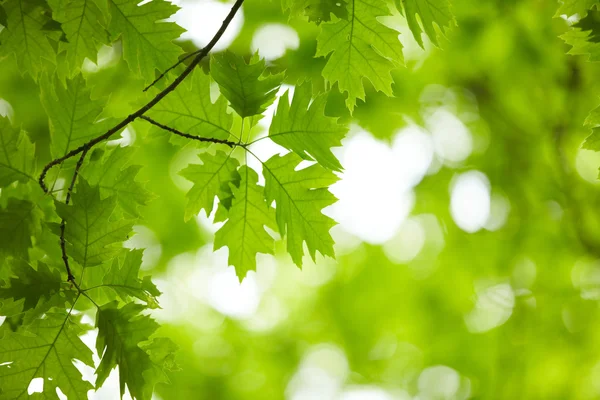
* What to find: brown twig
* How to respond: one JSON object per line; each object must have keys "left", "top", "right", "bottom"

{"left": 140, "top": 116, "right": 240, "bottom": 147}
{"left": 38, "top": 0, "right": 245, "bottom": 193}
{"left": 143, "top": 49, "right": 202, "bottom": 92}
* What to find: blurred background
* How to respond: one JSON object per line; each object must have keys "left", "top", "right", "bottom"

{"left": 4, "top": 0, "right": 600, "bottom": 398}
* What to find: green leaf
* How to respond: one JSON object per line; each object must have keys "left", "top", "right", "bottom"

{"left": 400, "top": 0, "right": 454, "bottom": 47}
{"left": 555, "top": 0, "right": 598, "bottom": 17}
{"left": 584, "top": 103, "right": 600, "bottom": 150}
{"left": 0, "top": 261, "right": 61, "bottom": 313}
{"left": 284, "top": 0, "right": 348, "bottom": 24}
{"left": 269, "top": 85, "right": 347, "bottom": 171}
{"left": 100, "top": 250, "right": 161, "bottom": 308}
{"left": 0, "top": 4, "right": 7, "bottom": 27}
{"left": 40, "top": 74, "right": 116, "bottom": 159}
{"left": 0, "top": 309, "right": 94, "bottom": 400}
{"left": 47, "top": 0, "right": 109, "bottom": 74}
{"left": 107, "top": 0, "right": 184, "bottom": 82}
{"left": 179, "top": 149, "right": 240, "bottom": 221}
{"left": 147, "top": 70, "right": 233, "bottom": 142}
{"left": 55, "top": 179, "right": 133, "bottom": 268}
{"left": 316, "top": 0, "right": 403, "bottom": 112}
{"left": 0, "top": 199, "right": 41, "bottom": 260}
{"left": 561, "top": 7, "right": 600, "bottom": 61}
{"left": 263, "top": 153, "right": 338, "bottom": 265}
{"left": 0, "top": 0, "right": 59, "bottom": 79}
{"left": 214, "top": 166, "right": 276, "bottom": 280}
{"left": 210, "top": 51, "right": 284, "bottom": 118}
{"left": 96, "top": 302, "right": 177, "bottom": 400}
{"left": 82, "top": 147, "right": 153, "bottom": 216}
{"left": 0, "top": 116, "right": 36, "bottom": 188}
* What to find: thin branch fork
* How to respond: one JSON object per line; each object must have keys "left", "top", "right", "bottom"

{"left": 140, "top": 116, "right": 240, "bottom": 147}
{"left": 38, "top": 0, "right": 245, "bottom": 193}
{"left": 44, "top": 0, "right": 245, "bottom": 284}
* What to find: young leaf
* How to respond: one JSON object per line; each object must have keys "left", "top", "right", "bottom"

{"left": 0, "top": 117, "right": 36, "bottom": 188}
{"left": 107, "top": 0, "right": 184, "bottom": 82}
{"left": 284, "top": 0, "right": 348, "bottom": 24}
{"left": 401, "top": 0, "right": 454, "bottom": 47}
{"left": 0, "top": 310, "right": 94, "bottom": 399}
{"left": 0, "top": 199, "right": 41, "bottom": 260}
{"left": 147, "top": 70, "right": 233, "bottom": 141}
{"left": 47, "top": 0, "right": 109, "bottom": 74}
{"left": 0, "top": 0, "right": 59, "bottom": 79}
{"left": 96, "top": 302, "right": 177, "bottom": 400}
{"left": 40, "top": 74, "right": 117, "bottom": 159}
{"left": 210, "top": 51, "right": 284, "bottom": 118}
{"left": 316, "top": 0, "right": 403, "bottom": 112}
{"left": 101, "top": 250, "right": 161, "bottom": 308}
{"left": 179, "top": 150, "right": 240, "bottom": 221}
{"left": 55, "top": 179, "right": 133, "bottom": 268}
{"left": 269, "top": 85, "right": 347, "bottom": 171}
{"left": 555, "top": 0, "right": 598, "bottom": 17}
{"left": 263, "top": 153, "right": 338, "bottom": 265}
{"left": 82, "top": 147, "right": 153, "bottom": 217}
{"left": 214, "top": 165, "right": 276, "bottom": 280}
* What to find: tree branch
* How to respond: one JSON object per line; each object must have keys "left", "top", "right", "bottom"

{"left": 38, "top": 0, "right": 245, "bottom": 193}
{"left": 143, "top": 49, "right": 202, "bottom": 92}
{"left": 60, "top": 148, "right": 89, "bottom": 282}
{"left": 140, "top": 116, "right": 239, "bottom": 147}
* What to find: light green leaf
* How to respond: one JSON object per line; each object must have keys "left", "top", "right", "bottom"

{"left": 0, "top": 199, "right": 41, "bottom": 260}
{"left": 401, "top": 0, "right": 454, "bottom": 47}
{"left": 0, "top": 0, "right": 59, "bottom": 79}
{"left": 55, "top": 179, "right": 133, "bottom": 268}
{"left": 0, "top": 310, "right": 94, "bottom": 400}
{"left": 263, "top": 153, "right": 338, "bottom": 265}
{"left": 96, "top": 302, "right": 177, "bottom": 400}
{"left": 561, "top": 8, "right": 600, "bottom": 61}
{"left": 210, "top": 51, "right": 284, "bottom": 118}
{"left": 0, "top": 117, "right": 36, "bottom": 188}
{"left": 82, "top": 147, "right": 153, "bottom": 216}
{"left": 107, "top": 0, "right": 184, "bottom": 82}
{"left": 584, "top": 103, "right": 600, "bottom": 150}
{"left": 100, "top": 250, "right": 161, "bottom": 308}
{"left": 40, "top": 74, "right": 116, "bottom": 159}
{"left": 555, "top": 0, "right": 598, "bottom": 17}
{"left": 147, "top": 70, "right": 233, "bottom": 142}
{"left": 179, "top": 150, "right": 240, "bottom": 221}
{"left": 284, "top": 0, "right": 348, "bottom": 24}
{"left": 316, "top": 0, "right": 403, "bottom": 111}
{"left": 269, "top": 85, "right": 347, "bottom": 171}
{"left": 47, "top": 0, "right": 109, "bottom": 74}
{"left": 214, "top": 166, "right": 276, "bottom": 280}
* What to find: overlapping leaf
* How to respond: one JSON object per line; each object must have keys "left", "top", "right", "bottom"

{"left": 107, "top": 0, "right": 184, "bottom": 82}
{"left": 147, "top": 70, "right": 233, "bottom": 141}
{"left": 269, "top": 85, "right": 347, "bottom": 171}
{"left": 211, "top": 51, "right": 284, "bottom": 117}
{"left": 54, "top": 179, "right": 133, "bottom": 268}
{"left": 82, "top": 147, "right": 152, "bottom": 216}
{"left": 215, "top": 166, "right": 276, "bottom": 280}
{"left": 0, "top": 310, "right": 94, "bottom": 399}
{"left": 40, "top": 74, "right": 116, "bottom": 159}
{"left": 0, "top": 0, "right": 59, "bottom": 78}
{"left": 400, "top": 0, "right": 454, "bottom": 47}
{"left": 284, "top": 0, "right": 348, "bottom": 24}
{"left": 263, "top": 153, "right": 338, "bottom": 265}
{"left": 179, "top": 150, "right": 240, "bottom": 221}
{"left": 96, "top": 302, "right": 177, "bottom": 400}
{"left": 555, "top": 0, "right": 598, "bottom": 17}
{"left": 0, "top": 116, "right": 36, "bottom": 188}
{"left": 100, "top": 250, "right": 161, "bottom": 308}
{"left": 0, "top": 262, "right": 61, "bottom": 314}
{"left": 0, "top": 199, "right": 41, "bottom": 260}
{"left": 47, "top": 0, "right": 110, "bottom": 74}
{"left": 316, "top": 0, "right": 403, "bottom": 111}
